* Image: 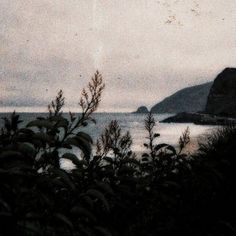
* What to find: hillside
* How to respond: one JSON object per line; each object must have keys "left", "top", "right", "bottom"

{"left": 205, "top": 68, "right": 236, "bottom": 117}
{"left": 151, "top": 82, "right": 213, "bottom": 113}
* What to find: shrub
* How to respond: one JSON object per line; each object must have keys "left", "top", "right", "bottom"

{"left": 1, "top": 71, "right": 236, "bottom": 235}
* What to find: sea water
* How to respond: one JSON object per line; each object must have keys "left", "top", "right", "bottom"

{"left": 0, "top": 112, "right": 215, "bottom": 153}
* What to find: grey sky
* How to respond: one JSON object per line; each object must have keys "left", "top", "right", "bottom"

{"left": 0, "top": 0, "right": 236, "bottom": 112}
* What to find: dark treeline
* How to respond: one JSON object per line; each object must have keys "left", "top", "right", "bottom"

{"left": 0, "top": 72, "right": 236, "bottom": 235}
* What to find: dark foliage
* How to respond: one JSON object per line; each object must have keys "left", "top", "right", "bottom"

{"left": 1, "top": 71, "right": 236, "bottom": 235}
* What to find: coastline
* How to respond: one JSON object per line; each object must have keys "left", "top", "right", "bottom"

{"left": 161, "top": 112, "right": 236, "bottom": 126}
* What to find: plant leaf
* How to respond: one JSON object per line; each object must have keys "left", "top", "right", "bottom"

{"left": 94, "top": 226, "right": 112, "bottom": 236}
{"left": 154, "top": 143, "right": 169, "bottom": 152}
{"left": 86, "top": 189, "right": 109, "bottom": 211}
{"left": 70, "top": 206, "right": 96, "bottom": 222}
{"left": 27, "top": 120, "right": 53, "bottom": 129}
{"left": 54, "top": 213, "right": 73, "bottom": 229}
{"left": 77, "top": 132, "right": 93, "bottom": 144}
{"left": 62, "top": 153, "right": 82, "bottom": 167}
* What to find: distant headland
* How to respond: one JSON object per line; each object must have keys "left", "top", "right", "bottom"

{"left": 135, "top": 68, "right": 236, "bottom": 125}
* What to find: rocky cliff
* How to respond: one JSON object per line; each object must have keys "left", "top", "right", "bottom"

{"left": 151, "top": 82, "right": 213, "bottom": 113}
{"left": 205, "top": 68, "right": 236, "bottom": 117}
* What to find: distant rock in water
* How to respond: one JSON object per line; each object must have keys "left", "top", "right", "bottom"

{"left": 151, "top": 82, "right": 213, "bottom": 113}
{"left": 205, "top": 68, "right": 236, "bottom": 117}
{"left": 134, "top": 106, "right": 149, "bottom": 113}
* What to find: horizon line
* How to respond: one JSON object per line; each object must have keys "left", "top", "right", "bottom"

{"left": 0, "top": 106, "right": 136, "bottom": 113}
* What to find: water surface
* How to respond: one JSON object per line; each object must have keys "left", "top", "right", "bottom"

{"left": 0, "top": 112, "right": 216, "bottom": 152}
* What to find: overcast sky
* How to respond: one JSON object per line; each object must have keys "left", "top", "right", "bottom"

{"left": 0, "top": 0, "right": 236, "bottom": 112}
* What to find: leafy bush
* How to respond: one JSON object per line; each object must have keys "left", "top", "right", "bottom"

{"left": 1, "top": 71, "right": 236, "bottom": 235}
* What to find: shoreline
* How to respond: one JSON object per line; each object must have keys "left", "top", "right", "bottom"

{"left": 161, "top": 112, "right": 236, "bottom": 126}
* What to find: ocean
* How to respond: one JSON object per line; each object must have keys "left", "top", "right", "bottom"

{"left": 0, "top": 112, "right": 216, "bottom": 153}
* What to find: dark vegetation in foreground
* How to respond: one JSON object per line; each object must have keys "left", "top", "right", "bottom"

{"left": 1, "top": 72, "right": 236, "bottom": 236}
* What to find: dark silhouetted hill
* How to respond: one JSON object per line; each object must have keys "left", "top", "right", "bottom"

{"left": 150, "top": 82, "right": 213, "bottom": 113}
